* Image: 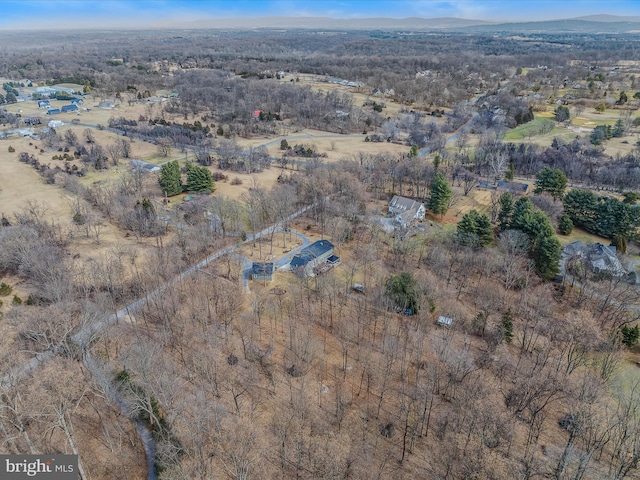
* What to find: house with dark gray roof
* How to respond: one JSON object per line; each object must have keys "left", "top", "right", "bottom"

{"left": 497, "top": 181, "right": 530, "bottom": 195}
{"left": 61, "top": 104, "right": 79, "bottom": 113}
{"left": 563, "top": 241, "right": 627, "bottom": 277}
{"left": 290, "top": 240, "right": 336, "bottom": 277}
{"left": 252, "top": 262, "right": 274, "bottom": 282}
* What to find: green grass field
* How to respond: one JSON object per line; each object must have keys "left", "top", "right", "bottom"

{"left": 557, "top": 227, "right": 610, "bottom": 247}
{"left": 504, "top": 116, "right": 563, "bottom": 141}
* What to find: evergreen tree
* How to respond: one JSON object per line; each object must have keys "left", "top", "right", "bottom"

{"left": 623, "top": 191, "right": 640, "bottom": 205}
{"left": 616, "top": 91, "right": 628, "bottom": 105}
{"left": 590, "top": 124, "right": 613, "bottom": 145}
{"left": 558, "top": 214, "right": 574, "bottom": 235}
{"left": 433, "top": 154, "right": 441, "bottom": 170}
{"left": 621, "top": 324, "right": 639, "bottom": 348}
{"left": 509, "top": 196, "right": 561, "bottom": 281}
{"left": 429, "top": 172, "right": 451, "bottom": 218}
{"left": 497, "top": 192, "right": 514, "bottom": 231}
{"left": 506, "top": 162, "right": 515, "bottom": 181}
{"left": 456, "top": 209, "right": 493, "bottom": 248}
{"left": 563, "top": 189, "right": 599, "bottom": 232}
{"left": 612, "top": 118, "right": 625, "bottom": 138}
{"left": 510, "top": 197, "right": 535, "bottom": 233}
{"left": 159, "top": 160, "right": 183, "bottom": 196}
{"left": 534, "top": 166, "right": 568, "bottom": 201}
{"left": 384, "top": 272, "right": 419, "bottom": 313}
{"left": 185, "top": 163, "right": 214, "bottom": 193}
{"left": 564, "top": 189, "right": 639, "bottom": 241}
{"left": 476, "top": 213, "right": 493, "bottom": 246}
{"left": 532, "top": 234, "right": 561, "bottom": 280}
{"left": 554, "top": 106, "right": 570, "bottom": 122}
{"left": 500, "top": 308, "right": 514, "bottom": 344}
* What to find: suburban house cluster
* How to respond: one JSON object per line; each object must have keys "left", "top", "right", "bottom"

{"left": 388, "top": 195, "right": 426, "bottom": 228}
{"left": 38, "top": 95, "right": 84, "bottom": 116}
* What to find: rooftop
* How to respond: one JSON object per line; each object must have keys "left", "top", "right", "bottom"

{"left": 252, "top": 262, "right": 274, "bottom": 275}
{"left": 290, "top": 240, "right": 334, "bottom": 267}
{"left": 389, "top": 195, "right": 423, "bottom": 212}
{"left": 130, "top": 159, "right": 161, "bottom": 173}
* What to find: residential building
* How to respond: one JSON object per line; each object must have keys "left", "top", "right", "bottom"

{"left": 290, "top": 240, "right": 336, "bottom": 277}
{"left": 564, "top": 241, "right": 626, "bottom": 277}
{"left": 497, "top": 181, "right": 530, "bottom": 195}
{"left": 252, "top": 262, "right": 275, "bottom": 282}
{"left": 130, "top": 159, "right": 161, "bottom": 173}
{"left": 61, "top": 104, "right": 79, "bottom": 113}
{"left": 388, "top": 195, "right": 426, "bottom": 228}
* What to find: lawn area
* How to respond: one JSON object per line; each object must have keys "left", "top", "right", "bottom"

{"left": 503, "top": 116, "right": 562, "bottom": 141}
{"left": 557, "top": 227, "right": 610, "bottom": 247}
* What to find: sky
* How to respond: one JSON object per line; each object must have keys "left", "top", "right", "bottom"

{"left": 2, "top": 0, "right": 640, "bottom": 30}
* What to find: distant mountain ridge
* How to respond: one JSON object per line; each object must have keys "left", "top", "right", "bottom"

{"left": 156, "top": 16, "right": 494, "bottom": 30}
{"left": 153, "top": 14, "right": 640, "bottom": 33}
{"left": 572, "top": 14, "right": 640, "bottom": 22}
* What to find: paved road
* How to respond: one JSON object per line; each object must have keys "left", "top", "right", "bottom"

{"left": 418, "top": 112, "right": 478, "bottom": 157}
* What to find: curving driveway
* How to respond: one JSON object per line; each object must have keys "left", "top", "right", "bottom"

{"left": 238, "top": 229, "right": 311, "bottom": 290}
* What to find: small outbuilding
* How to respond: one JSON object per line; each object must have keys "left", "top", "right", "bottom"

{"left": 497, "top": 181, "right": 530, "bottom": 195}
{"left": 252, "top": 262, "right": 274, "bottom": 282}
{"left": 130, "top": 159, "right": 161, "bottom": 173}
{"left": 46, "top": 108, "right": 61, "bottom": 115}
{"left": 437, "top": 316, "right": 453, "bottom": 328}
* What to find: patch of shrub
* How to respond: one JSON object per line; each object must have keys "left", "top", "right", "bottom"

{"left": 0, "top": 283, "right": 12, "bottom": 296}
{"left": 12, "top": 295, "right": 22, "bottom": 305}
{"left": 230, "top": 177, "right": 243, "bottom": 185}
{"left": 8, "top": 146, "right": 15, "bottom": 152}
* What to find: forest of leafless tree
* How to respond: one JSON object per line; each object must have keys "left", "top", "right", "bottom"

{"left": 1, "top": 25, "right": 640, "bottom": 479}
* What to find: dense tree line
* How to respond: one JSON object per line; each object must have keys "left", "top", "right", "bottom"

{"left": 563, "top": 189, "right": 640, "bottom": 244}
{"left": 474, "top": 139, "right": 640, "bottom": 191}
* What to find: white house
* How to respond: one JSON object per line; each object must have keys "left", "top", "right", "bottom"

{"left": 388, "top": 195, "right": 426, "bottom": 228}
